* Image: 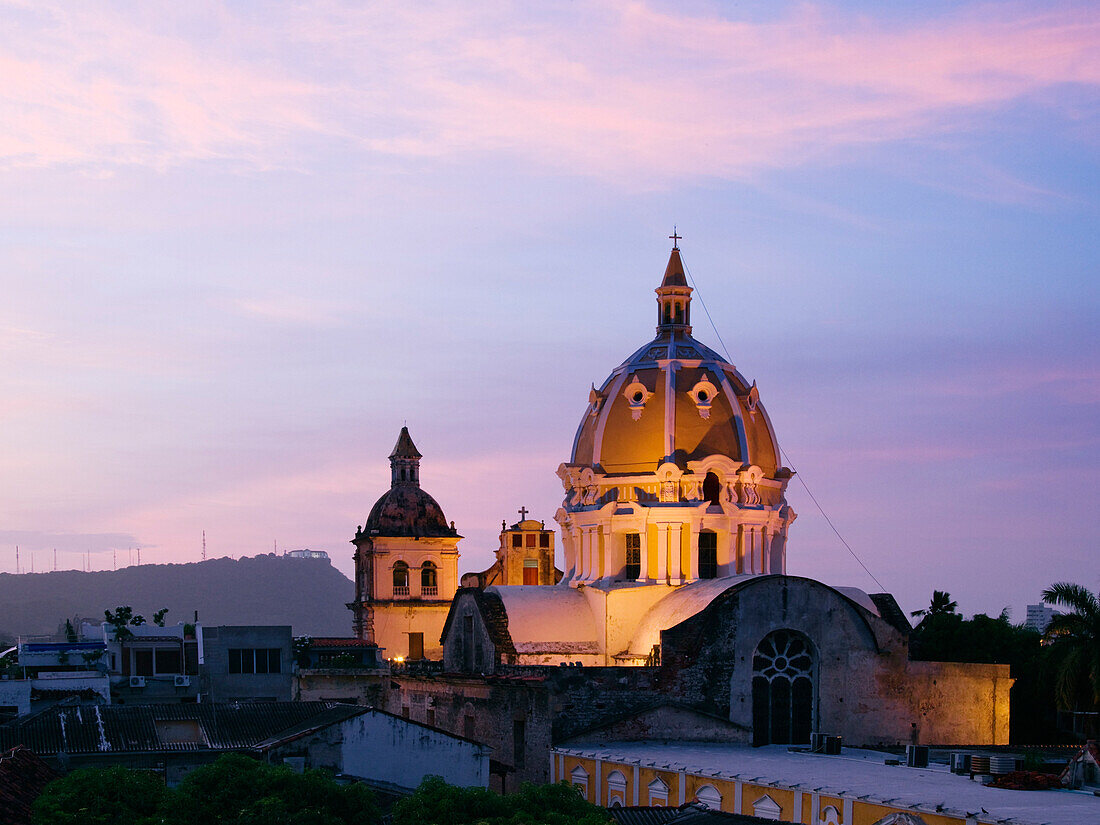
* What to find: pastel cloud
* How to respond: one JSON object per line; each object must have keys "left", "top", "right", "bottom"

{"left": 1, "top": 2, "right": 1096, "bottom": 180}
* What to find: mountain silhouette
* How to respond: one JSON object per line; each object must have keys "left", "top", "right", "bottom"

{"left": 0, "top": 554, "right": 354, "bottom": 641}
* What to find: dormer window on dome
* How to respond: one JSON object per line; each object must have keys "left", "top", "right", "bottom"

{"left": 688, "top": 374, "right": 720, "bottom": 419}
{"left": 622, "top": 373, "right": 653, "bottom": 421}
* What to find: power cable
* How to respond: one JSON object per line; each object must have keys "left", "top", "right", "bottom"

{"left": 682, "top": 255, "right": 889, "bottom": 594}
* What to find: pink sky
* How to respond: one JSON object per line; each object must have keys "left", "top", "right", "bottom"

{"left": 1, "top": 1, "right": 1098, "bottom": 621}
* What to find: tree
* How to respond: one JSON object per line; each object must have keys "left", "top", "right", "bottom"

{"left": 103, "top": 606, "right": 146, "bottom": 643}
{"left": 911, "top": 590, "right": 958, "bottom": 619}
{"left": 166, "top": 753, "right": 379, "bottom": 825}
{"left": 392, "top": 776, "right": 611, "bottom": 825}
{"left": 153, "top": 608, "right": 170, "bottom": 627}
{"left": 32, "top": 765, "right": 168, "bottom": 825}
{"left": 1042, "top": 582, "right": 1100, "bottom": 713}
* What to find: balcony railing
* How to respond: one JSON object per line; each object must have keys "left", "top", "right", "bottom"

{"left": 393, "top": 585, "right": 410, "bottom": 596}
{"left": 421, "top": 585, "right": 438, "bottom": 597}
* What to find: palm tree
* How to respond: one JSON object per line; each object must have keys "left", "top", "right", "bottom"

{"left": 1041, "top": 582, "right": 1100, "bottom": 712}
{"left": 911, "top": 590, "right": 958, "bottom": 618}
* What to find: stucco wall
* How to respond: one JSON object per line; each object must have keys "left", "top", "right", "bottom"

{"left": 341, "top": 711, "right": 487, "bottom": 789}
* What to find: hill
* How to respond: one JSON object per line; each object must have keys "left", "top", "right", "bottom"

{"left": 0, "top": 554, "right": 355, "bottom": 641}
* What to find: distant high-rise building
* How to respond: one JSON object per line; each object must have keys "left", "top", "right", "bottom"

{"left": 1025, "top": 603, "right": 1060, "bottom": 634}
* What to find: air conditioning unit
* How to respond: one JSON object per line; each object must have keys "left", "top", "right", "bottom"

{"left": 906, "top": 745, "right": 929, "bottom": 768}
{"left": 950, "top": 753, "right": 971, "bottom": 774}
{"left": 129, "top": 676, "right": 146, "bottom": 688}
{"left": 174, "top": 675, "right": 191, "bottom": 687}
{"left": 810, "top": 732, "right": 825, "bottom": 753}
{"left": 824, "top": 735, "right": 842, "bottom": 755}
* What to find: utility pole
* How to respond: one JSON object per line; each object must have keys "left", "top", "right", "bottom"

{"left": 137, "top": 547, "right": 141, "bottom": 566}
{"left": 202, "top": 531, "right": 206, "bottom": 561}
{"left": 14, "top": 545, "right": 19, "bottom": 575}
{"left": 53, "top": 548, "right": 57, "bottom": 571}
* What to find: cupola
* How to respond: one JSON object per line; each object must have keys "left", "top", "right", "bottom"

{"left": 389, "top": 426, "right": 422, "bottom": 486}
{"left": 655, "top": 242, "right": 692, "bottom": 334}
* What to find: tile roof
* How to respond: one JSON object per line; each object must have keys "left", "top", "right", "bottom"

{"left": 440, "top": 588, "right": 516, "bottom": 656}
{"left": 0, "top": 702, "right": 345, "bottom": 755}
{"left": 0, "top": 745, "right": 57, "bottom": 825}
{"left": 608, "top": 803, "right": 775, "bottom": 825}
{"left": 307, "top": 638, "right": 379, "bottom": 648}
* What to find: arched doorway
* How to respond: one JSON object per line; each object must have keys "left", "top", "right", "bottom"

{"left": 751, "top": 629, "right": 815, "bottom": 745}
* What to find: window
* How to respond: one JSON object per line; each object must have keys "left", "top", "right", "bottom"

{"left": 421, "top": 561, "right": 438, "bottom": 596}
{"left": 228, "top": 648, "right": 282, "bottom": 675}
{"left": 570, "top": 765, "right": 589, "bottom": 797}
{"left": 699, "top": 531, "right": 718, "bottom": 579}
{"left": 696, "top": 784, "right": 722, "bottom": 809}
{"left": 464, "top": 712, "right": 475, "bottom": 739}
{"left": 393, "top": 561, "right": 410, "bottom": 595}
{"left": 134, "top": 650, "right": 154, "bottom": 677}
{"left": 625, "top": 533, "right": 641, "bottom": 580}
{"left": 512, "top": 534, "right": 522, "bottom": 548}
{"left": 539, "top": 533, "right": 550, "bottom": 548}
{"left": 409, "top": 632, "right": 424, "bottom": 660}
{"left": 752, "top": 630, "right": 815, "bottom": 745}
{"left": 703, "top": 472, "right": 721, "bottom": 506}
{"left": 155, "top": 649, "right": 182, "bottom": 674}
{"left": 752, "top": 795, "right": 782, "bottom": 821}
{"left": 648, "top": 777, "right": 669, "bottom": 806}
{"left": 513, "top": 720, "right": 526, "bottom": 768}
{"left": 606, "top": 770, "right": 627, "bottom": 807}
{"left": 525, "top": 533, "right": 536, "bottom": 548}
{"left": 426, "top": 708, "right": 436, "bottom": 727}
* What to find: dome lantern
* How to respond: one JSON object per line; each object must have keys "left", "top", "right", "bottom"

{"left": 656, "top": 242, "right": 693, "bottom": 334}
{"left": 389, "top": 426, "right": 422, "bottom": 487}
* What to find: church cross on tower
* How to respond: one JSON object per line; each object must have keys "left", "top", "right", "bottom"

{"left": 518, "top": 506, "right": 529, "bottom": 521}
{"left": 669, "top": 227, "right": 681, "bottom": 249}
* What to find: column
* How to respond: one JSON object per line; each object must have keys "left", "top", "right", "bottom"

{"left": 669, "top": 524, "right": 683, "bottom": 585}
{"left": 575, "top": 528, "right": 588, "bottom": 582}
{"left": 633, "top": 765, "right": 640, "bottom": 805}
{"left": 735, "top": 525, "right": 744, "bottom": 574}
{"left": 762, "top": 528, "right": 773, "bottom": 574}
{"left": 688, "top": 527, "right": 700, "bottom": 582}
{"left": 595, "top": 758, "right": 602, "bottom": 807}
{"left": 585, "top": 527, "right": 598, "bottom": 583}
{"left": 656, "top": 525, "right": 668, "bottom": 583}
{"left": 600, "top": 525, "right": 613, "bottom": 581}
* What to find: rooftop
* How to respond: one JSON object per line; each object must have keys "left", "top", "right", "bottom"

{"left": 555, "top": 742, "right": 1099, "bottom": 825}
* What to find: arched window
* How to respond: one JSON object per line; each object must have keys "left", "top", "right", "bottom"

{"left": 696, "top": 784, "right": 722, "bottom": 809}
{"left": 698, "top": 531, "right": 718, "bottom": 579}
{"left": 570, "top": 765, "right": 589, "bottom": 797}
{"left": 752, "top": 794, "right": 782, "bottom": 821}
{"left": 752, "top": 629, "right": 815, "bottom": 745}
{"left": 702, "top": 472, "right": 722, "bottom": 506}
{"left": 606, "top": 770, "right": 627, "bottom": 807}
{"left": 421, "top": 561, "right": 438, "bottom": 595}
{"left": 392, "top": 561, "right": 409, "bottom": 595}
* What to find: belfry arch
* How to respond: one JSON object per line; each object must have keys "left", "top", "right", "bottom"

{"left": 751, "top": 629, "right": 816, "bottom": 746}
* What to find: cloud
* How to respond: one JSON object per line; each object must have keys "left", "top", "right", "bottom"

{"left": 1, "top": 2, "right": 1096, "bottom": 180}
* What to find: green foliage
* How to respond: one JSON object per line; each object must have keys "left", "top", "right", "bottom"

{"left": 910, "top": 590, "right": 958, "bottom": 618}
{"left": 64, "top": 619, "right": 78, "bottom": 643}
{"left": 167, "top": 753, "right": 380, "bottom": 825}
{"left": 392, "top": 776, "right": 611, "bottom": 825}
{"left": 293, "top": 636, "right": 314, "bottom": 667}
{"left": 1042, "top": 582, "right": 1100, "bottom": 711}
{"left": 908, "top": 598, "right": 1063, "bottom": 743}
{"left": 153, "top": 608, "right": 170, "bottom": 627}
{"left": 32, "top": 765, "right": 168, "bottom": 825}
{"left": 103, "top": 605, "right": 146, "bottom": 643}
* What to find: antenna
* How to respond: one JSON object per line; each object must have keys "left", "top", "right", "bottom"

{"left": 202, "top": 530, "right": 207, "bottom": 562}
{"left": 30, "top": 552, "right": 34, "bottom": 574}
{"left": 14, "top": 545, "right": 19, "bottom": 575}
{"left": 113, "top": 549, "right": 117, "bottom": 570}
{"left": 137, "top": 547, "right": 141, "bottom": 566}
{"left": 53, "top": 548, "right": 57, "bottom": 571}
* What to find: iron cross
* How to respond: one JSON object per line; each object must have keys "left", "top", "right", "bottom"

{"left": 669, "top": 227, "right": 681, "bottom": 249}
{"left": 518, "top": 506, "right": 529, "bottom": 521}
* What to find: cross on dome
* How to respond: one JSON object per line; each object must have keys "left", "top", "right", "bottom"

{"left": 518, "top": 505, "right": 529, "bottom": 520}
{"left": 669, "top": 227, "right": 681, "bottom": 249}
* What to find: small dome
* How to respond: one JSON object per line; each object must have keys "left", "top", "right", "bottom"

{"left": 357, "top": 426, "right": 459, "bottom": 538}
{"left": 364, "top": 485, "right": 456, "bottom": 538}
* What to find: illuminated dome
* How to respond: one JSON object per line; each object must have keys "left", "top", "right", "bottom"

{"left": 359, "top": 427, "right": 458, "bottom": 539}
{"left": 570, "top": 248, "right": 781, "bottom": 476}
{"left": 555, "top": 243, "right": 796, "bottom": 588}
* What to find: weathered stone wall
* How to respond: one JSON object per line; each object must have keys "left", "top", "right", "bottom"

{"left": 562, "top": 704, "right": 750, "bottom": 745}
{"left": 382, "top": 674, "right": 552, "bottom": 789}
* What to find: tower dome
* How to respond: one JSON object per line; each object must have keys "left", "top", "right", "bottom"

{"left": 360, "top": 427, "right": 458, "bottom": 539}
{"left": 555, "top": 243, "right": 796, "bottom": 588}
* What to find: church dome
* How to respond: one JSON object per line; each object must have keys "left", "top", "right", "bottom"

{"left": 570, "top": 247, "right": 782, "bottom": 476}
{"left": 359, "top": 427, "right": 459, "bottom": 538}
